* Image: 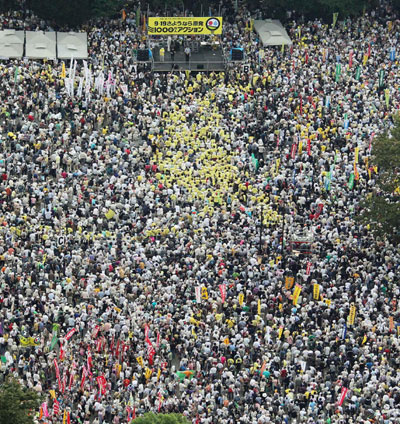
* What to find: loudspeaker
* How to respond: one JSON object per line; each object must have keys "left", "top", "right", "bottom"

{"left": 137, "top": 49, "right": 150, "bottom": 61}
{"left": 231, "top": 48, "right": 244, "bottom": 60}
{"left": 197, "top": 64, "right": 204, "bottom": 69}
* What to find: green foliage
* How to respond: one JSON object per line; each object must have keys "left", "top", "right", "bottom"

{"left": 28, "top": 0, "right": 124, "bottom": 27}
{"left": 358, "top": 118, "right": 400, "bottom": 242}
{"left": 0, "top": 379, "right": 41, "bottom": 424}
{"left": 259, "top": 0, "right": 375, "bottom": 21}
{"left": 133, "top": 412, "right": 190, "bottom": 424}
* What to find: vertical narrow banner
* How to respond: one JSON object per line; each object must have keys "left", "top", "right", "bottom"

{"left": 354, "top": 147, "right": 359, "bottom": 164}
{"left": 219, "top": 284, "right": 227, "bottom": 304}
{"left": 307, "top": 139, "right": 311, "bottom": 156}
{"left": 355, "top": 66, "right": 361, "bottom": 81}
{"left": 285, "top": 276, "right": 294, "bottom": 290}
{"left": 379, "top": 69, "right": 384, "bottom": 88}
{"left": 306, "top": 262, "right": 312, "bottom": 275}
{"left": 292, "top": 284, "right": 302, "bottom": 306}
{"left": 348, "top": 50, "right": 353, "bottom": 68}
{"left": 348, "top": 174, "right": 355, "bottom": 190}
{"left": 195, "top": 286, "right": 201, "bottom": 303}
{"left": 348, "top": 304, "right": 356, "bottom": 325}
{"left": 313, "top": 283, "right": 320, "bottom": 300}
{"left": 338, "top": 387, "right": 348, "bottom": 406}
{"left": 332, "top": 12, "right": 338, "bottom": 28}
{"left": 385, "top": 89, "right": 390, "bottom": 108}
{"left": 335, "top": 63, "right": 341, "bottom": 82}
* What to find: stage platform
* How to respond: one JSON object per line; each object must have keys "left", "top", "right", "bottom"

{"left": 150, "top": 45, "right": 226, "bottom": 72}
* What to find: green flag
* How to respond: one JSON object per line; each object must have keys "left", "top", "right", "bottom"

{"left": 385, "top": 89, "right": 390, "bottom": 108}
{"left": 348, "top": 174, "right": 355, "bottom": 190}
{"left": 355, "top": 66, "right": 361, "bottom": 81}
{"left": 136, "top": 6, "right": 141, "bottom": 28}
{"left": 332, "top": 13, "right": 339, "bottom": 28}
{"left": 251, "top": 153, "right": 259, "bottom": 172}
{"left": 49, "top": 335, "right": 58, "bottom": 351}
{"left": 0, "top": 356, "right": 6, "bottom": 364}
{"left": 379, "top": 69, "right": 384, "bottom": 87}
{"left": 335, "top": 63, "right": 341, "bottom": 82}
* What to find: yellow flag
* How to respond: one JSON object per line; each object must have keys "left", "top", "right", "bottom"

{"left": 61, "top": 62, "right": 66, "bottom": 79}
{"left": 223, "top": 338, "right": 230, "bottom": 345}
{"left": 238, "top": 293, "right": 244, "bottom": 306}
{"left": 348, "top": 304, "right": 356, "bottom": 325}
{"left": 278, "top": 326, "right": 284, "bottom": 339}
{"left": 105, "top": 209, "right": 115, "bottom": 220}
{"left": 389, "top": 316, "right": 394, "bottom": 331}
{"left": 292, "top": 284, "right": 302, "bottom": 306}
{"left": 49, "top": 390, "right": 56, "bottom": 399}
{"left": 354, "top": 147, "right": 359, "bottom": 164}
{"left": 313, "top": 283, "right": 320, "bottom": 300}
{"left": 363, "top": 54, "right": 368, "bottom": 65}
{"left": 362, "top": 335, "right": 367, "bottom": 345}
{"left": 136, "top": 356, "right": 144, "bottom": 368}
{"left": 145, "top": 367, "right": 152, "bottom": 380}
{"left": 63, "top": 410, "right": 67, "bottom": 424}
{"left": 157, "top": 368, "right": 161, "bottom": 381}
{"left": 201, "top": 286, "right": 208, "bottom": 300}
{"left": 257, "top": 299, "right": 261, "bottom": 315}
{"left": 285, "top": 276, "right": 294, "bottom": 290}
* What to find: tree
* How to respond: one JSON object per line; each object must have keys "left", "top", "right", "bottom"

{"left": 0, "top": 379, "right": 41, "bottom": 424}
{"left": 133, "top": 412, "right": 191, "bottom": 424}
{"left": 358, "top": 118, "right": 400, "bottom": 243}
{"left": 27, "top": 0, "right": 124, "bottom": 28}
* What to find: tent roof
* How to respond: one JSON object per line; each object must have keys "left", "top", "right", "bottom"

{"left": 57, "top": 32, "right": 88, "bottom": 59}
{"left": 26, "top": 31, "right": 56, "bottom": 59}
{"left": 254, "top": 19, "right": 292, "bottom": 46}
{"left": 0, "top": 30, "right": 24, "bottom": 58}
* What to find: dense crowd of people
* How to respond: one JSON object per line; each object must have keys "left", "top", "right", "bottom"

{"left": 0, "top": 0, "right": 399, "bottom": 423}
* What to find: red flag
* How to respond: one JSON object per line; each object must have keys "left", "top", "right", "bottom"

{"left": 65, "top": 328, "right": 77, "bottom": 341}
{"left": 92, "top": 325, "right": 100, "bottom": 339}
{"left": 307, "top": 139, "right": 311, "bottom": 156}
{"left": 290, "top": 143, "right": 297, "bottom": 159}
{"left": 314, "top": 203, "right": 324, "bottom": 219}
{"left": 144, "top": 324, "right": 150, "bottom": 341}
{"left": 367, "top": 43, "right": 371, "bottom": 58}
{"left": 53, "top": 399, "right": 60, "bottom": 416}
{"left": 338, "top": 387, "right": 348, "bottom": 406}
{"left": 59, "top": 343, "right": 65, "bottom": 361}
{"left": 305, "top": 50, "right": 309, "bottom": 64}
{"left": 87, "top": 349, "right": 93, "bottom": 375}
{"left": 67, "top": 411, "right": 71, "bottom": 424}
{"left": 306, "top": 262, "right": 312, "bottom": 275}
{"left": 349, "top": 50, "right": 353, "bottom": 68}
{"left": 54, "top": 359, "right": 62, "bottom": 391}
{"left": 96, "top": 375, "right": 107, "bottom": 395}
{"left": 157, "top": 391, "right": 163, "bottom": 412}
{"left": 219, "top": 284, "right": 227, "bottom": 304}
{"left": 80, "top": 366, "right": 87, "bottom": 390}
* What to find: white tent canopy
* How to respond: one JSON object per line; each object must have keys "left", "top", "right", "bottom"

{"left": 57, "top": 32, "right": 88, "bottom": 60}
{"left": 26, "top": 31, "right": 56, "bottom": 59}
{"left": 0, "top": 30, "right": 24, "bottom": 58}
{"left": 254, "top": 20, "right": 292, "bottom": 46}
